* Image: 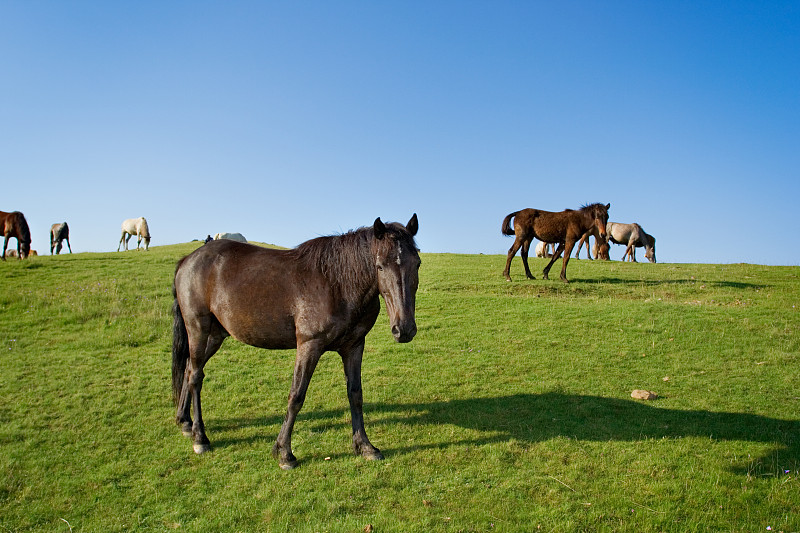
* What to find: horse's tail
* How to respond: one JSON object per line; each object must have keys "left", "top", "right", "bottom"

{"left": 172, "top": 274, "right": 189, "bottom": 406}
{"left": 501, "top": 211, "right": 519, "bottom": 236}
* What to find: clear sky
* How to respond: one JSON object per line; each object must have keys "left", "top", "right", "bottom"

{"left": 1, "top": 1, "right": 798, "bottom": 264}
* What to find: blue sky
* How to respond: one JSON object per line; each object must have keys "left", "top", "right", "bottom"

{"left": 1, "top": 1, "right": 798, "bottom": 264}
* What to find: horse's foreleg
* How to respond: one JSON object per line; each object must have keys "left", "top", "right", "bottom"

{"left": 1, "top": 236, "right": 7, "bottom": 261}
{"left": 66, "top": 237, "right": 72, "bottom": 253}
{"left": 503, "top": 238, "right": 524, "bottom": 281}
{"left": 520, "top": 239, "right": 535, "bottom": 280}
{"left": 273, "top": 340, "right": 324, "bottom": 470}
{"left": 340, "top": 341, "right": 383, "bottom": 462}
{"left": 542, "top": 243, "right": 564, "bottom": 280}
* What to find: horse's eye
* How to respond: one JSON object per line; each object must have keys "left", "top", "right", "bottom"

{"left": 377, "top": 264, "right": 384, "bottom": 271}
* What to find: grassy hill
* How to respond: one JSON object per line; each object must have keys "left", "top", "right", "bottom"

{"left": 1, "top": 244, "right": 798, "bottom": 532}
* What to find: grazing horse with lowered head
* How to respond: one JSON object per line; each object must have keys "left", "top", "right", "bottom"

{"left": 118, "top": 217, "right": 151, "bottom": 251}
{"left": 50, "top": 222, "right": 72, "bottom": 255}
{"left": 501, "top": 203, "right": 610, "bottom": 282}
{"left": 574, "top": 226, "right": 607, "bottom": 260}
{"left": 606, "top": 222, "right": 656, "bottom": 263}
{"left": 172, "top": 215, "right": 420, "bottom": 469}
{"left": 1, "top": 211, "right": 31, "bottom": 260}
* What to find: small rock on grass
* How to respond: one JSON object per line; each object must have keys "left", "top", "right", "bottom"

{"left": 631, "top": 390, "right": 657, "bottom": 400}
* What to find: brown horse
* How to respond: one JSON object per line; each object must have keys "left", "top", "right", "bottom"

{"left": 172, "top": 215, "right": 420, "bottom": 469}
{"left": 501, "top": 203, "right": 610, "bottom": 282}
{"left": 1, "top": 211, "right": 31, "bottom": 260}
{"left": 574, "top": 226, "right": 607, "bottom": 260}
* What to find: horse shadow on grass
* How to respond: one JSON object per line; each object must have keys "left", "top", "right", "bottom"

{"left": 585, "top": 277, "right": 768, "bottom": 290}
{"left": 209, "top": 393, "right": 798, "bottom": 475}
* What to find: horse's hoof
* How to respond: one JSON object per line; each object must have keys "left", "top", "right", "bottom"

{"left": 193, "top": 443, "right": 211, "bottom": 454}
{"left": 363, "top": 449, "right": 384, "bottom": 461}
{"left": 279, "top": 458, "right": 299, "bottom": 470}
{"left": 179, "top": 422, "right": 193, "bottom": 437}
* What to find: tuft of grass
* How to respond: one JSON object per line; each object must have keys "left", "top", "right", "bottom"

{"left": 1, "top": 247, "right": 799, "bottom": 532}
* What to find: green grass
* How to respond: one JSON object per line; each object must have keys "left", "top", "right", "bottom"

{"left": 1, "top": 246, "right": 799, "bottom": 532}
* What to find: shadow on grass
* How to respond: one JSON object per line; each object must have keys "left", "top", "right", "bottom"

{"left": 206, "top": 393, "right": 797, "bottom": 475}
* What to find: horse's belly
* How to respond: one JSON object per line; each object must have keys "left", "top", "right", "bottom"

{"left": 217, "top": 309, "right": 297, "bottom": 350}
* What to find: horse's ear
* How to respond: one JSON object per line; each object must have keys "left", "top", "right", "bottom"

{"left": 406, "top": 213, "right": 418, "bottom": 236}
{"left": 605, "top": 203, "right": 611, "bottom": 210}
{"left": 374, "top": 217, "right": 386, "bottom": 239}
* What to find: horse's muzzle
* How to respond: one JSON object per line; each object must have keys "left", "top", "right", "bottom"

{"left": 391, "top": 322, "right": 417, "bottom": 343}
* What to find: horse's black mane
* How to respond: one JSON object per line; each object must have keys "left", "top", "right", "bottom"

{"left": 12, "top": 212, "right": 30, "bottom": 243}
{"left": 293, "top": 224, "right": 417, "bottom": 298}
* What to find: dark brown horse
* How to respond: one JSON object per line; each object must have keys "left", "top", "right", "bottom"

{"left": 501, "top": 203, "right": 609, "bottom": 282}
{"left": 172, "top": 215, "right": 420, "bottom": 469}
{"left": 50, "top": 222, "right": 72, "bottom": 255}
{"left": 1, "top": 211, "right": 31, "bottom": 260}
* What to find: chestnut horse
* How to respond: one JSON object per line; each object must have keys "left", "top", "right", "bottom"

{"left": 501, "top": 203, "right": 610, "bottom": 282}
{"left": 172, "top": 215, "right": 420, "bottom": 469}
{"left": 1, "top": 211, "right": 31, "bottom": 260}
{"left": 574, "top": 226, "right": 606, "bottom": 260}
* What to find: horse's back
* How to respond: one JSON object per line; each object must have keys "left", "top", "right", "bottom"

{"left": 175, "top": 240, "right": 301, "bottom": 348}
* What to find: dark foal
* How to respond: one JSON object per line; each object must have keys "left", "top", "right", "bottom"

{"left": 172, "top": 215, "right": 420, "bottom": 469}
{"left": 501, "top": 203, "right": 609, "bottom": 282}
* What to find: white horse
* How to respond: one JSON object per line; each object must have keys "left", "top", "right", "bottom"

{"left": 606, "top": 222, "right": 656, "bottom": 263}
{"left": 213, "top": 232, "right": 247, "bottom": 242}
{"left": 534, "top": 241, "right": 557, "bottom": 258}
{"left": 118, "top": 217, "right": 151, "bottom": 251}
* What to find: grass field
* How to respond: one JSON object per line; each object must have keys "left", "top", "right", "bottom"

{"left": 1, "top": 244, "right": 798, "bottom": 532}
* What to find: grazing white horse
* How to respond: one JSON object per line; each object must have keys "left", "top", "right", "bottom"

{"left": 50, "top": 222, "right": 72, "bottom": 255}
{"left": 213, "top": 232, "right": 247, "bottom": 242}
{"left": 118, "top": 217, "right": 151, "bottom": 251}
{"left": 606, "top": 222, "right": 656, "bottom": 263}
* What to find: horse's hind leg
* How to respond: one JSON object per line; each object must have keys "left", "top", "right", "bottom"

{"left": 65, "top": 237, "right": 72, "bottom": 253}
{"left": 520, "top": 239, "right": 535, "bottom": 280}
{"left": 542, "top": 243, "right": 564, "bottom": 280}
{"left": 503, "top": 237, "right": 524, "bottom": 281}
{"left": 179, "top": 319, "right": 226, "bottom": 454}
{"left": 340, "top": 341, "right": 383, "bottom": 462}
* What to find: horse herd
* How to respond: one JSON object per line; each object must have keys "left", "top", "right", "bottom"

{"left": 4, "top": 204, "right": 656, "bottom": 469}
{"left": 501, "top": 203, "right": 656, "bottom": 283}
{"left": 0, "top": 211, "right": 151, "bottom": 259}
